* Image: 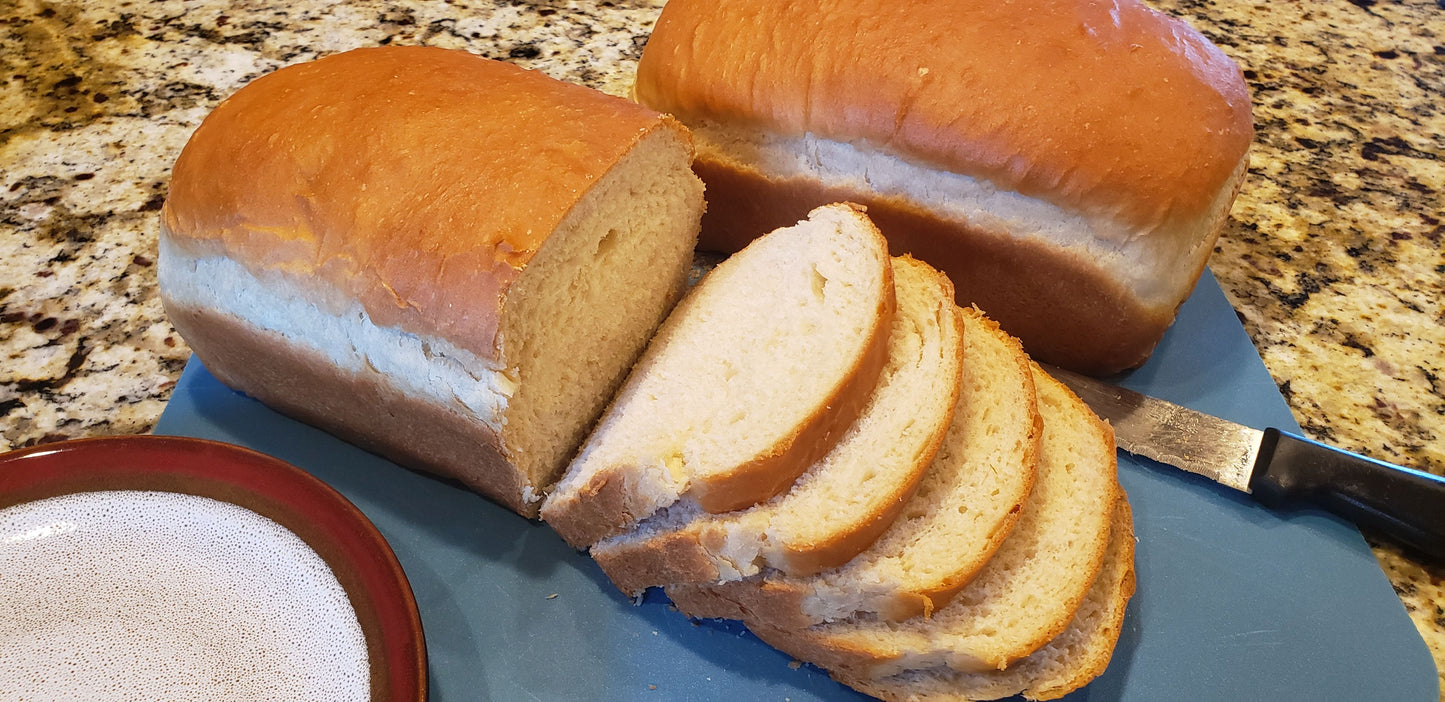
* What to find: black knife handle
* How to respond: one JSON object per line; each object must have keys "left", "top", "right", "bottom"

{"left": 1250, "top": 428, "right": 1445, "bottom": 562}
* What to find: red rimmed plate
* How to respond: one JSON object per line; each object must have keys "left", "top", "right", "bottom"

{"left": 0, "top": 435, "right": 426, "bottom": 701}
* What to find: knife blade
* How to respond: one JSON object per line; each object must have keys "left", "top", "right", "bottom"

{"left": 1045, "top": 364, "right": 1445, "bottom": 561}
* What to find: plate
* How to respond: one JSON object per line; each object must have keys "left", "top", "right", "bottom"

{"left": 152, "top": 271, "right": 1438, "bottom": 701}
{"left": 0, "top": 435, "right": 426, "bottom": 701}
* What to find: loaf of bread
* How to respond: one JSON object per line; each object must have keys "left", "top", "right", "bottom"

{"left": 159, "top": 46, "right": 704, "bottom": 516}
{"left": 666, "top": 307, "right": 1041, "bottom": 627}
{"left": 541, "top": 203, "right": 895, "bottom": 547}
{"left": 633, "top": 0, "right": 1254, "bottom": 374}
{"left": 590, "top": 255, "right": 964, "bottom": 595}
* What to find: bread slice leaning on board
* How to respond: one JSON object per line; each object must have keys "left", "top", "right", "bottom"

{"left": 158, "top": 46, "right": 704, "bottom": 517}
{"left": 541, "top": 203, "right": 896, "bottom": 547}
{"left": 633, "top": 0, "right": 1254, "bottom": 375}
{"left": 666, "top": 307, "right": 1042, "bottom": 628}
{"left": 590, "top": 255, "right": 965, "bottom": 596}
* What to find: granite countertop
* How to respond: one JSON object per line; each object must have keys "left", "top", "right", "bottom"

{"left": 2, "top": 0, "right": 1442, "bottom": 694}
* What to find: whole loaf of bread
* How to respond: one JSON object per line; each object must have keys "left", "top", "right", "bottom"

{"left": 634, "top": 0, "right": 1254, "bottom": 374}
{"left": 160, "top": 46, "right": 705, "bottom": 516}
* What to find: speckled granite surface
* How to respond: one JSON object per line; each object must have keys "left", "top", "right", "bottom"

{"left": 2, "top": 0, "right": 1442, "bottom": 693}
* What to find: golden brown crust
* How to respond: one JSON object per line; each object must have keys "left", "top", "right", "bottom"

{"left": 165, "top": 301, "right": 536, "bottom": 516}
{"left": 164, "top": 45, "right": 683, "bottom": 360}
{"left": 544, "top": 470, "right": 652, "bottom": 548}
{"left": 692, "top": 158, "right": 1176, "bottom": 374}
{"left": 599, "top": 530, "right": 726, "bottom": 597}
{"left": 668, "top": 579, "right": 807, "bottom": 624}
{"left": 636, "top": 0, "right": 1253, "bottom": 232}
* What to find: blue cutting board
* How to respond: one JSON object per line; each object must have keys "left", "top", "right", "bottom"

{"left": 155, "top": 270, "right": 1438, "bottom": 701}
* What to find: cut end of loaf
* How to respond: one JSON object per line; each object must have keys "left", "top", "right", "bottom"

{"left": 499, "top": 124, "right": 705, "bottom": 498}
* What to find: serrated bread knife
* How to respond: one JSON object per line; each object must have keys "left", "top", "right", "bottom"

{"left": 1045, "top": 365, "right": 1445, "bottom": 561}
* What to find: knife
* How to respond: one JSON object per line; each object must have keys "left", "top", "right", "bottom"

{"left": 1045, "top": 364, "right": 1445, "bottom": 561}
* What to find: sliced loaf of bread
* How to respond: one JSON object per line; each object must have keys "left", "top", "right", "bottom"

{"left": 541, "top": 203, "right": 895, "bottom": 548}
{"left": 668, "top": 307, "right": 1040, "bottom": 626}
{"left": 590, "top": 256, "right": 965, "bottom": 595}
{"left": 839, "top": 498, "right": 1137, "bottom": 701}
{"left": 159, "top": 46, "right": 705, "bottom": 517}
{"left": 694, "top": 365, "right": 1119, "bottom": 679}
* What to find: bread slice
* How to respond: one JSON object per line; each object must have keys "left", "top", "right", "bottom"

{"left": 668, "top": 307, "right": 1040, "bottom": 626}
{"left": 590, "top": 256, "right": 964, "bottom": 595}
{"left": 159, "top": 46, "right": 704, "bottom": 517}
{"left": 693, "top": 365, "right": 1119, "bottom": 679}
{"left": 839, "top": 498, "right": 1137, "bottom": 701}
{"left": 541, "top": 203, "right": 895, "bottom": 547}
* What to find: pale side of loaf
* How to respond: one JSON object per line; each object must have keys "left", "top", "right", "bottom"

{"left": 634, "top": 0, "right": 1254, "bottom": 374}
{"left": 159, "top": 46, "right": 704, "bottom": 516}
{"left": 839, "top": 499, "right": 1137, "bottom": 702}
{"left": 540, "top": 204, "right": 896, "bottom": 547}
{"left": 668, "top": 307, "right": 1041, "bottom": 627}
{"left": 713, "top": 366, "right": 1120, "bottom": 679}
{"left": 591, "top": 256, "right": 965, "bottom": 595}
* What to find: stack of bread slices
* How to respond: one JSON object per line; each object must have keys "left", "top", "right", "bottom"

{"left": 542, "top": 203, "right": 1133, "bottom": 702}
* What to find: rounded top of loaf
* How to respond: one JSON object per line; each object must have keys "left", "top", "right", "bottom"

{"left": 635, "top": 0, "right": 1253, "bottom": 231}
{"left": 164, "top": 45, "right": 684, "bottom": 357}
